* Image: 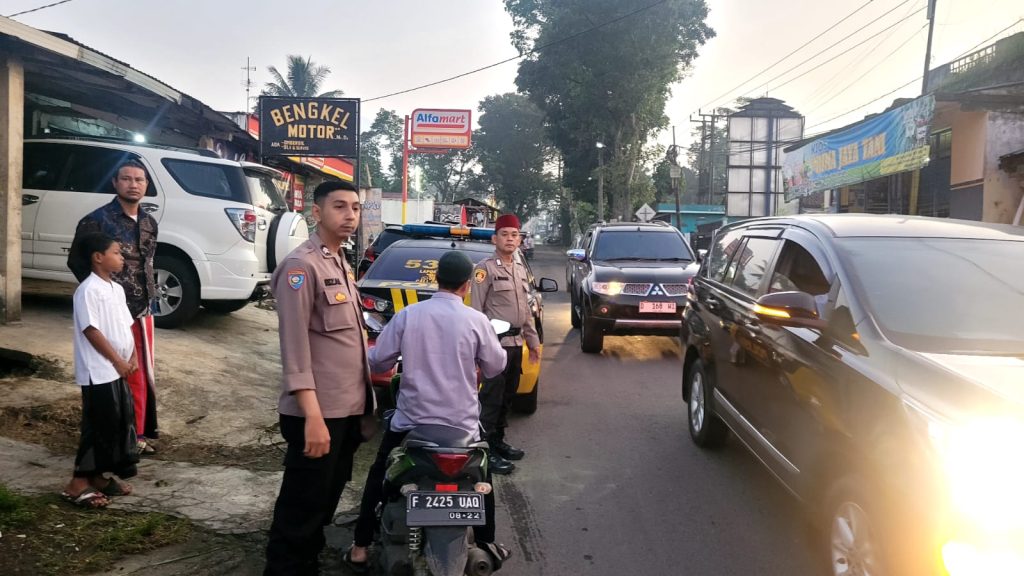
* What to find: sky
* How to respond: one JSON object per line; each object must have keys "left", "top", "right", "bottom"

{"left": 6, "top": 0, "right": 1023, "bottom": 154}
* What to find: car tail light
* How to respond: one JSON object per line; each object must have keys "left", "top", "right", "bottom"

{"left": 225, "top": 208, "right": 257, "bottom": 242}
{"left": 361, "top": 294, "right": 390, "bottom": 312}
{"left": 431, "top": 453, "right": 470, "bottom": 477}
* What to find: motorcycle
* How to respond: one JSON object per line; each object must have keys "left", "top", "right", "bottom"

{"left": 374, "top": 319, "right": 511, "bottom": 576}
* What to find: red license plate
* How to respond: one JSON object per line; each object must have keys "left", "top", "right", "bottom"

{"left": 639, "top": 301, "right": 676, "bottom": 314}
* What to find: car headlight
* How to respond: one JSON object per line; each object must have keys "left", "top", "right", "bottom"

{"left": 591, "top": 281, "right": 624, "bottom": 296}
{"left": 904, "top": 396, "right": 1024, "bottom": 576}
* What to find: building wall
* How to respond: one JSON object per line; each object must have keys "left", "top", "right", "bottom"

{"left": 950, "top": 111, "right": 987, "bottom": 188}
{"left": 983, "top": 111, "right": 1024, "bottom": 224}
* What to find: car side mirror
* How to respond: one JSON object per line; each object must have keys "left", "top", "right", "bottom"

{"left": 754, "top": 291, "right": 827, "bottom": 330}
{"left": 567, "top": 249, "right": 586, "bottom": 262}
{"left": 537, "top": 278, "right": 558, "bottom": 293}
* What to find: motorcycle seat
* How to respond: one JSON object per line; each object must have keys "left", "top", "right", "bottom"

{"left": 403, "top": 424, "right": 479, "bottom": 448}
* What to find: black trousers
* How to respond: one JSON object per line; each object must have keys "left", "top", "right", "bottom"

{"left": 74, "top": 379, "right": 138, "bottom": 479}
{"left": 264, "top": 414, "right": 362, "bottom": 576}
{"left": 479, "top": 345, "right": 523, "bottom": 443}
{"left": 353, "top": 427, "right": 497, "bottom": 548}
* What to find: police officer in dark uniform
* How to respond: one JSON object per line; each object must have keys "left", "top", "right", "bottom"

{"left": 264, "top": 180, "right": 375, "bottom": 576}
{"left": 471, "top": 214, "right": 540, "bottom": 474}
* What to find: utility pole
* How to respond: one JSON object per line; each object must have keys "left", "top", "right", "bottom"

{"left": 922, "top": 0, "right": 937, "bottom": 94}
{"left": 596, "top": 141, "right": 606, "bottom": 222}
{"left": 670, "top": 126, "right": 682, "bottom": 232}
{"left": 241, "top": 57, "right": 256, "bottom": 113}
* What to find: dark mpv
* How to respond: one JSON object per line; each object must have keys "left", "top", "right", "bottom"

{"left": 680, "top": 214, "right": 1024, "bottom": 576}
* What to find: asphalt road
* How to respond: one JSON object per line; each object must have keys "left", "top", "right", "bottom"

{"left": 491, "top": 245, "right": 821, "bottom": 575}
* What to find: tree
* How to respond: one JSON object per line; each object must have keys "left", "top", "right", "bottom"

{"left": 263, "top": 55, "right": 345, "bottom": 98}
{"left": 653, "top": 160, "right": 698, "bottom": 205}
{"left": 475, "top": 93, "right": 557, "bottom": 220}
{"left": 505, "top": 0, "right": 713, "bottom": 223}
{"left": 417, "top": 148, "right": 477, "bottom": 204}
{"left": 358, "top": 109, "right": 404, "bottom": 191}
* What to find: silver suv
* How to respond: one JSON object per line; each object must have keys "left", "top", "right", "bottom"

{"left": 21, "top": 137, "right": 308, "bottom": 327}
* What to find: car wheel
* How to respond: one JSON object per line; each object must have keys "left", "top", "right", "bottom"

{"left": 153, "top": 254, "right": 200, "bottom": 329}
{"left": 824, "top": 476, "right": 891, "bottom": 576}
{"left": 512, "top": 380, "right": 538, "bottom": 415}
{"left": 580, "top": 310, "right": 603, "bottom": 354}
{"left": 687, "top": 359, "right": 729, "bottom": 449}
{"left": 570, "top": 293, "right": 581, "bottom": 329}
{"left": 202, "top": 299, "right": 249, "bottom": 314}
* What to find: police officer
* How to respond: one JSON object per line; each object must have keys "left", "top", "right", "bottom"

{"left": 264, "top": 180, "right": 375, "bottom": 576}
{"left": 471, "top": 213, "right": 540, "bottom": 475}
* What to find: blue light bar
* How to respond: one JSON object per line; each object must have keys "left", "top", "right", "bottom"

{"left": 403, "top": 223, "right": 494, "bottom": 240}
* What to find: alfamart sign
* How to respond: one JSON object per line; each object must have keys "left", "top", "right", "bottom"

{"left": 259, "top": 96, "right": 360, "bottom": 158}
{"left": 782, "top": 95, "right": 935, "bottom": 199}
{"left": 410, "top": 108, "right": 472, "bottom": 149}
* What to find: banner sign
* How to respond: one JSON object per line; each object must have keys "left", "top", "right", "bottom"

{"left": 411, "top": 108, "right": 472, "bottom": 149}
{"left": 783, "top": 96, "right": 934, "bottom": 200}
{"left": 259, "top": 96, "right": 359, "bottom": 158}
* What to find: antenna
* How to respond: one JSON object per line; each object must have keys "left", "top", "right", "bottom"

{"left": 242, "top": 57, "right": 257, "bottom": 113}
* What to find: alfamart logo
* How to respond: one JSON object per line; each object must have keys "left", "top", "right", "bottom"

{"left": 413, "top": 111, "right": 469, "bottom": 131}
{"left": 410, "top": 108, "right": 472, "bottom": 150}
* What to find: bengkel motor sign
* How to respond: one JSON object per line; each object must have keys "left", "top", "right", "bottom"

{"left": 411, "top": 109, "right": 472, "bottom": 149}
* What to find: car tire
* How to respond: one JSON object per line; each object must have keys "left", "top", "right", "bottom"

{"left": 580, "top": 310, "right": 603, "bottom": 354}
{"left": 202, "top": 299, "right": 249, "bottom": 314}
{"left": 823, "top": 476, "right": 893, "bottom": 576}
{"left": 153, "top": 254, "right": 200, "bottom": 329}
{"left": 512, "top": 380, "right": 538, "bottom": 415}
{"left": 570, "top": 293, "right": 581, "bottom": 329}
{"left": 686, "top": 359, "right": 729, "bottom": 449}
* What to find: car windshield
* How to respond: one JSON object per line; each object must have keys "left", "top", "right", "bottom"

{"left": 592, "top": 230, "right": 693, "bottom": 261}
{"left": 244, "top": 169, "right": 288, "bottom": 212}
{"left": 365, "top": 244, "right": 491, "bottom": 284}
{"left": 837, "top": 237, "right": 1024, "bottom": 355}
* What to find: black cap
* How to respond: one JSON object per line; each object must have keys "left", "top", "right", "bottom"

{"left": 436, "top": 250, "right": 474, "bottom": 285}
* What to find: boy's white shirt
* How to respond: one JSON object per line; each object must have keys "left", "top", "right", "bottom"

{"left": 73, "top": 272, "right": 135, "bottom": 386}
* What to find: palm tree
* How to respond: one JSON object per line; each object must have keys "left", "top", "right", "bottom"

{"left": 263, "top": 55, "right": 344, "bottom": 98}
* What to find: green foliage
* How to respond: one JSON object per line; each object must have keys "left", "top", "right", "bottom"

{"left": 505, "top": 0, "right": 713, "bottom": 220}
{"left": 359, "top": 109, "right": 405, "bottom": 191}
{"left": 417, "top": 148, "right": 477, "bottom": 204}
{"left": 475, "top": 93, "right": 557, "bottom": 220}
{"left": 262, "top": 55, "right": 344, "bottom": 98}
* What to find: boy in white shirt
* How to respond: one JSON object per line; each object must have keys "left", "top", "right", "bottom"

{"left": 61, "top": 233, "right": 140, "bottom": 509}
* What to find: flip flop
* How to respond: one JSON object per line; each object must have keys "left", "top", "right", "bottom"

{"left": 60, "top": 488, "right": 110, "bottom": 509}
{"left": 99, "top": 478, "right": 133, "bottom": 497}
{"left": 136, "top": 440, "right": 157, "bottom": 455}
{"left": 341, "top": 548, "right": 370, "bottom": 574}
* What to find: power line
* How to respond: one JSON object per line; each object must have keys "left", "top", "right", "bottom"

{"left": 364, "top": 0, "right": 670, "bottom": 103}
{"left": 697, "top": 0, "right": 878, "bottom": 112}
{"left": 755, "top": 3, "right": 925, "bottom": 97}
{"left": 5, "top": 0, "right": 76, "bottom": 18}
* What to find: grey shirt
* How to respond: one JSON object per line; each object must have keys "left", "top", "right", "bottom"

{"left": 368, "top": 291, "right": 507, "bottom": 438}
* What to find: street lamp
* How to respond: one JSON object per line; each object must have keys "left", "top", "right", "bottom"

{"left": 595, "top": 142, "right": 605, "bottom": 222}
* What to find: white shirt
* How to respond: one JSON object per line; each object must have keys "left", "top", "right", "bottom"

{"left": 73, "top": 273, "right": 135, "bottom": 386}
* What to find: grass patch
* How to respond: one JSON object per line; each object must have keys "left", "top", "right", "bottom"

{"left": 0, "top": 483, "right": 192, "bottom": 576}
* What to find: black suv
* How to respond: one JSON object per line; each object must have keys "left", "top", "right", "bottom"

{"left": 681, "top": 214, "right": 1024, "bottom": 575}
{"left": 567, "top": 221, "right": 698, "bottom": 353}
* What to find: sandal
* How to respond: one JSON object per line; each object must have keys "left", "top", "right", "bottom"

{"left": 136, "top": 439, "right": 157, "bottom": 455}
{"left": 99, "top": 478, "right": 133, "bottom": 497}
{"left": 478, "top": 542, "right": 512, "bottom": 570}
{"left": 61, "top": 488, "right": 110, "bottom": 509}
{"left": 341, "top": 548, "right": 370, "bottom": 574}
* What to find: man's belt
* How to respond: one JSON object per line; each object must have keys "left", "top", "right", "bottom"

{"left": 502, "top": 327, "right": 522, "bottom": 337}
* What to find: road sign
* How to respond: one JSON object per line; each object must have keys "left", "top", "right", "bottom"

{"left": 410, "top": 109, "right": 472, "bottom": 150}
{"left": 635, "top": 203, "right": 656, "bottom": 222}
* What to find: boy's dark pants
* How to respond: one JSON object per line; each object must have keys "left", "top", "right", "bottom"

{"left": 74, "top": 378, "right": 138, "bottom": 480}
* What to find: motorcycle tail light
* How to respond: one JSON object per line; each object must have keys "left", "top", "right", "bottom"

{"left": 430, "top": 453, "right": 470, "bottom": 477}
{"left": 435, "top": 483, "right": 458, "bottom": 492}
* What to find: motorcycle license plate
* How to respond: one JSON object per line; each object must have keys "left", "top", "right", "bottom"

{"left": 406, "top": 491, "right": 486, "bottom": 527}
{"left": 639, "top": 301, "right": 676, "bottom": 313}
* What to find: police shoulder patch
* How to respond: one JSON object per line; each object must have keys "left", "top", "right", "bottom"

{"left": 287, "top": 269, "right": 306, "bottom": 290}
{"left": 474, "top": 268, "right": 487, "bottom": 284}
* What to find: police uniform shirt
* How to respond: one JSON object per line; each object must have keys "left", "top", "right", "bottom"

{"left": 470, "top": 252, "right": 540, "bottom": 349}
{"left": 271, "top": 231, "right": 371, "bottom": 419}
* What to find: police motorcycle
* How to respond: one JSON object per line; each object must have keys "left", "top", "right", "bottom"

{"left": 372, "top": 318, "right": 512, "bottom": 576}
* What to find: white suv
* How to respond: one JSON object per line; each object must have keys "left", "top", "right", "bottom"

{"left": 21, "top": 138, "right": 308, "bottom": 328}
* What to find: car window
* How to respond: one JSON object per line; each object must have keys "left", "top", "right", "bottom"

{"left": 23, "top": 143, "right": 70, "bottom": 191}
{"left": 769, "top": 241, "right": 831, "bottom": 297}
{"left": 65, "top": 146, "right": 156, "bottom": 196}
{"left": 730, "top": 237, "right": 781, "bottom": 296}
{"left": 828, "top": 286, "right": 863, "bottom": 351}
{"left": 365, "top": 245, "right": 491, "bottom": 284}
{"left": 374, "top": 230, "right": 410, "bottom": 252}
{"left": 162, "top": 159, "right": 249, "bottom": 203}
{"left": 592, "top": 230, "right": 693, "bottom": 260}
{"left": 244, "top": 168, "right": 287, "bottom": 212}
{"left": 705, "top": 228, "right": 744, "bottom": 282}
